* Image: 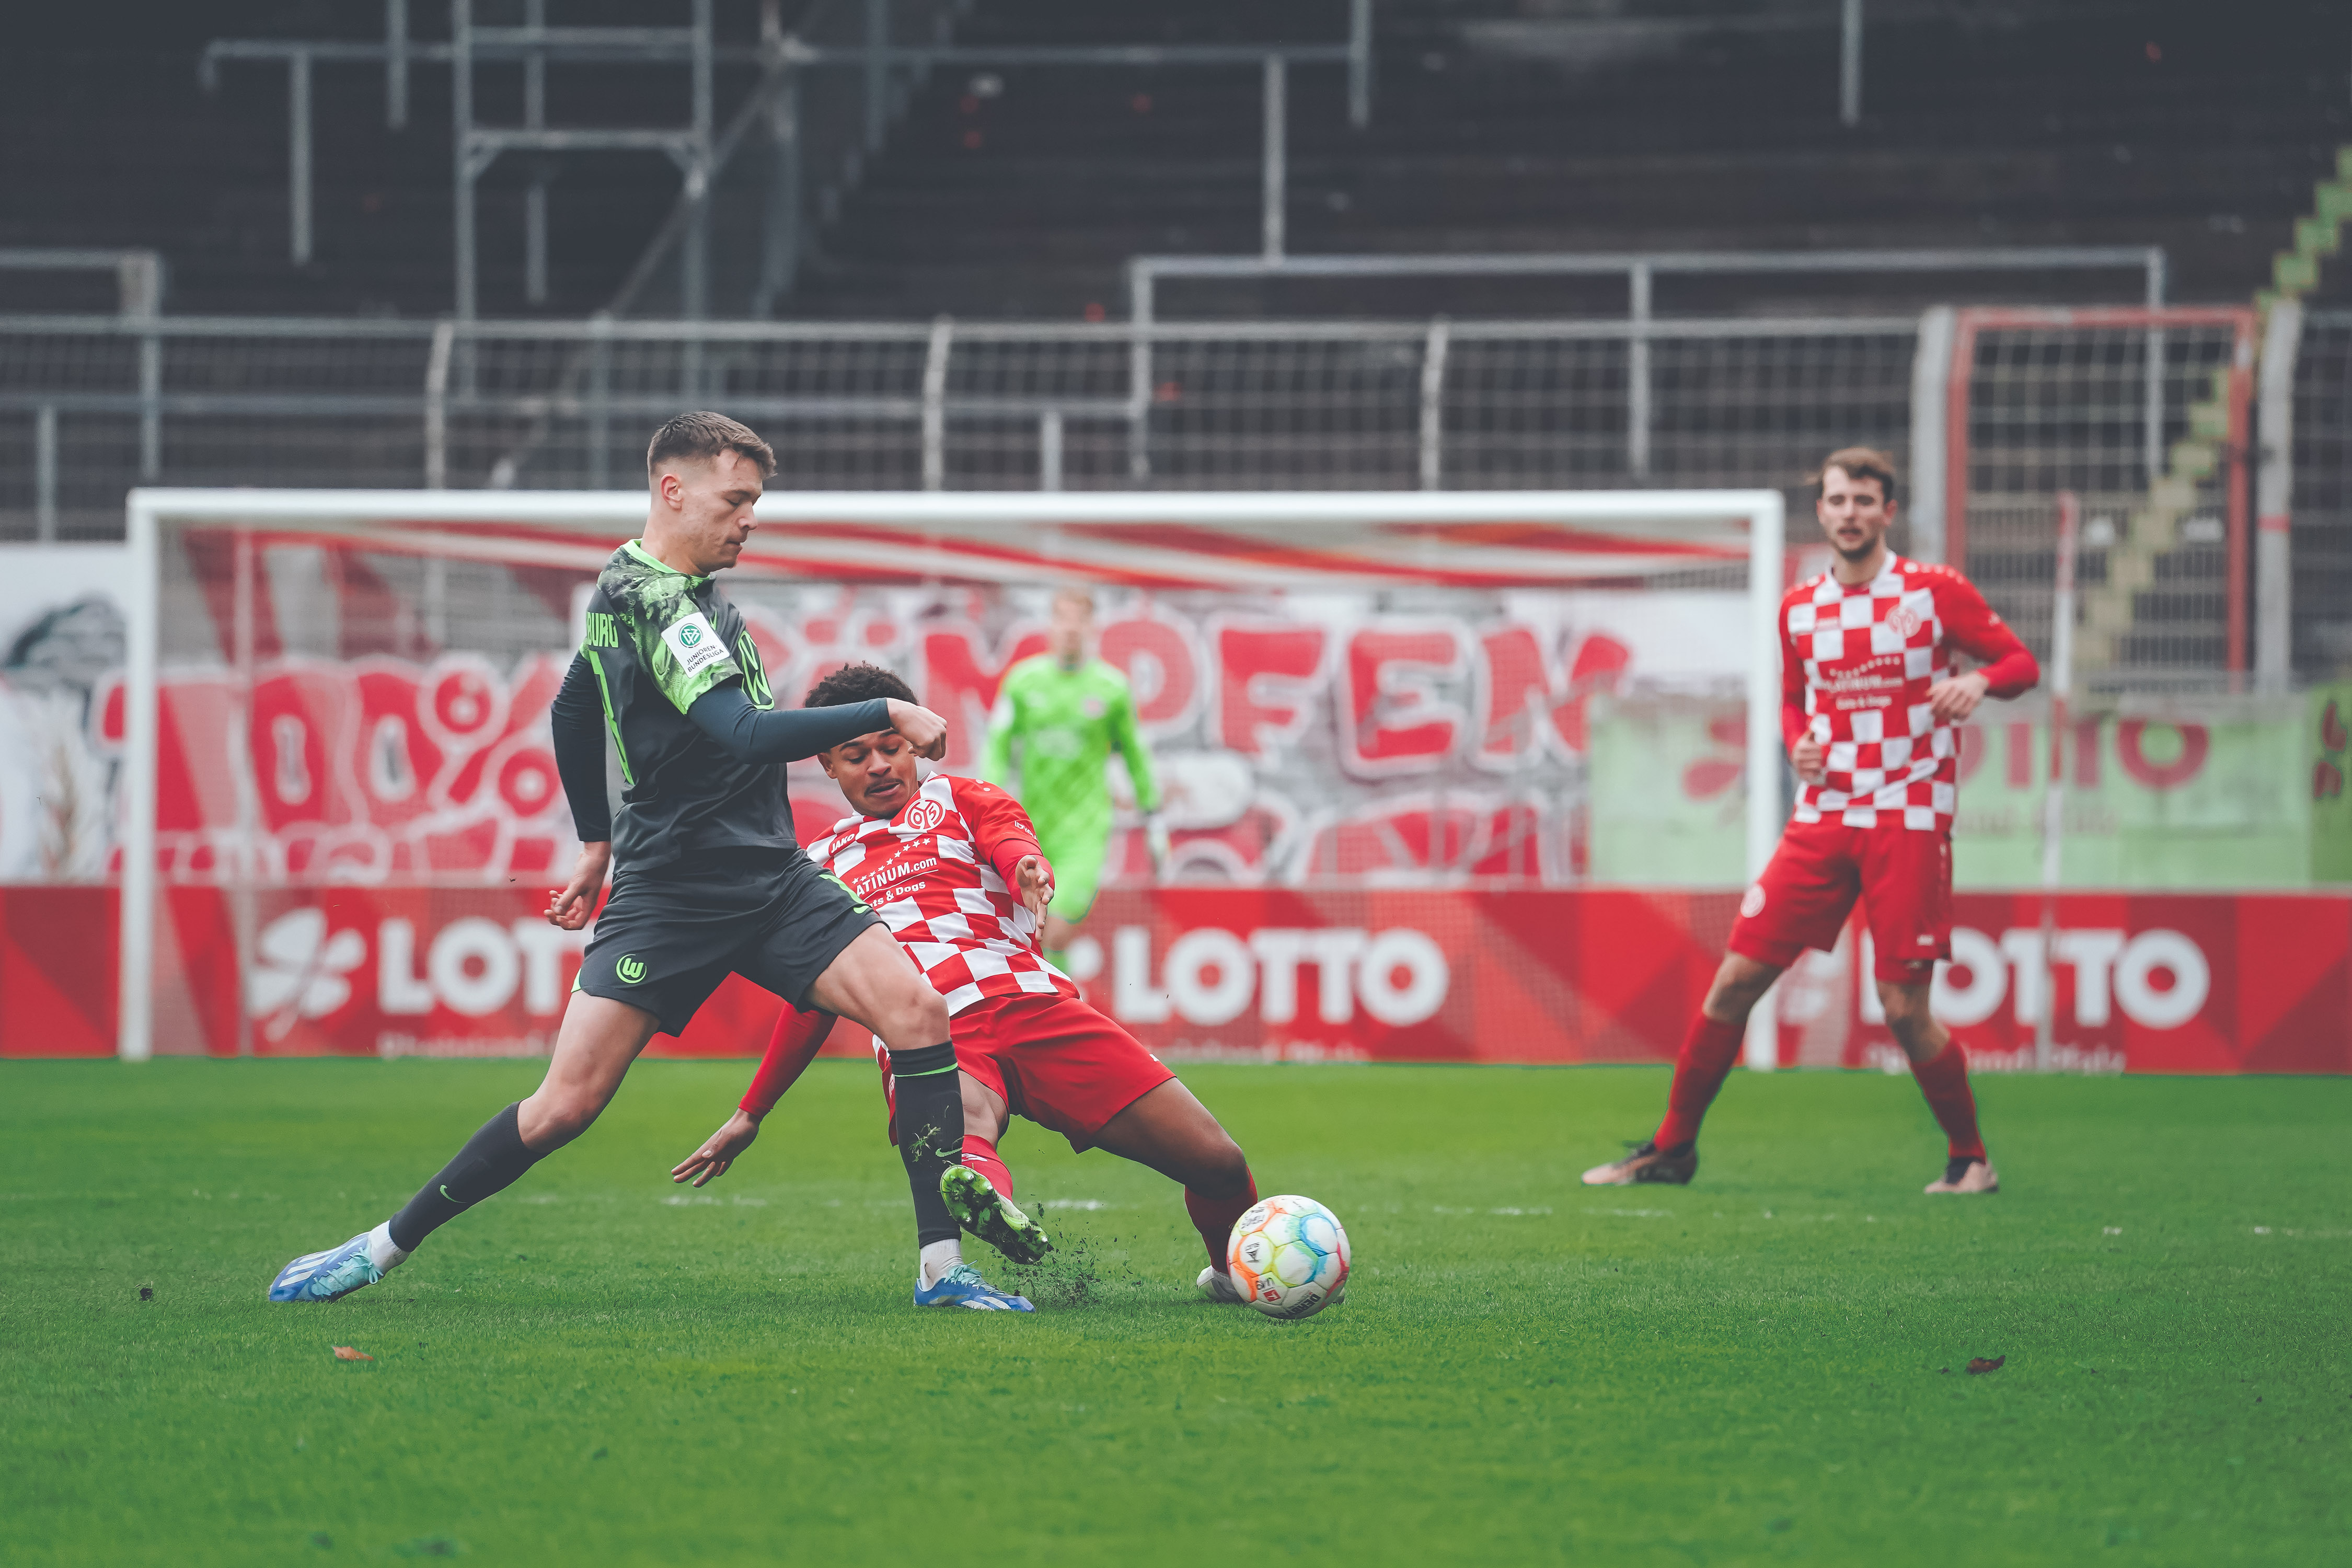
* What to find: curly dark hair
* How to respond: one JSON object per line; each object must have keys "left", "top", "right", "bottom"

{"left": 804, "top": 660, "right": 916, "bottom": 709}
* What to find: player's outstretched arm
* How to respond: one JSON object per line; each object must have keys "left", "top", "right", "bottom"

{"left": 741, "top": 1004, "right": 834, "bottom": 1115}
{"left": 687, "top": 686, "right": 950, "bottom": 764}
{"left": 688, "top": 685, "right": 891, "bottom": 763}
{"left": 670, "top": 1005, "right": 834, "bottom": 1186}
{"left": 671, "top": 1110, "right": 760, "bottom": 1188}
{"left": 883, "top": 697, "right": 949, "bottom": 759}
{"left": 1012, "top": 855, "right": 1055, "bottom": 919}
{"left": 949, "top": 777, "right": 1054, "bottom": 915}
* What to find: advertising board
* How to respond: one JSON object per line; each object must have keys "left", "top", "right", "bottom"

{"left": 5, "top": 883, "right": 2341, "bottom": 1075}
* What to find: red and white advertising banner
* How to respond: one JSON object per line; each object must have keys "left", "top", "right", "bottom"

{"left": 5, "top": 885, "right": 2343, "bottom": 1074}
{"left": 1815, "top": 892, "right": 2352, "bottom": 1076}
{"left": 3, "top": 532, "right": 2344, "bottom": 1071}
{"left": 90, "top": 585, "right": 1745, "bottom": 893}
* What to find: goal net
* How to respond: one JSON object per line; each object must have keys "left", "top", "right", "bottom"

{"left": 116, "top": 487, "right": 1784, "bottom": 1064}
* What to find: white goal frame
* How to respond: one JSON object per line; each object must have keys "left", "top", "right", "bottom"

{"left": 118, "top": 487, "right": 1786, "bottom": 1062}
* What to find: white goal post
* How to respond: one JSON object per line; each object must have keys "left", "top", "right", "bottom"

{"left": 118, "top": 486, "right": 1786, "bottom": 1062}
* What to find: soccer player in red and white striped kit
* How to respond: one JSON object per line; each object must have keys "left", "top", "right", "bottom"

{"left": 1585, "top": 447, "right": 2038, "bottom": 1195}
{"left": 671, "top": 661, "right": 1264, "bottom": 1303}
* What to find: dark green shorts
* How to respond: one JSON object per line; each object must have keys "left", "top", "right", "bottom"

{"left": 578, "top": 847, "right": 880, "bottom": 1036}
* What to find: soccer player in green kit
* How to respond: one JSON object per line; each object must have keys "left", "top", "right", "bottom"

{"left": 982, "top": 587, "right": 1166, "bottom": 971}
{"left": 265, "top": 412, "right": 1030, "bottom": 1312}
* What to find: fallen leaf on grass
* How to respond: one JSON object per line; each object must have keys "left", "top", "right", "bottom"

{"left": 331, "top": 1345, "right": 373, "bottom": 1362}
{"left": 1966, "top": 1356, "right": 2005, "bottom": 1375}
{"left": 139, "top": 1286, "right": 153, "bottom": 1300}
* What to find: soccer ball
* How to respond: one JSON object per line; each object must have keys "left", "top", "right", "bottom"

{"left": 1227, "top": 1194, "right": 1350, "bottom": 1320}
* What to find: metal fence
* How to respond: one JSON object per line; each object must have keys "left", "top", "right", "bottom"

{"left": 1952, "top": 309, "right": 2256, "bottom": 687}
{"left": 0, "top": 313, "right": 1917, "bottom": 532}
{"left": 5, "top": 306, "right": 2347, "bottom": 687}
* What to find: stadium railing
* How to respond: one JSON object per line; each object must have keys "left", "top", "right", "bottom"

{"left": 0, "top": 309, "right": 1914, "bottom": 503}
{"left": 3, "top": 304, "right": 2341, "bottom": 690}
{"left": 1125, "top": 246, "right": 2167, "bottom": 482}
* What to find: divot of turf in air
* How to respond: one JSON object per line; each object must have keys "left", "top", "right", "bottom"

{"left": 998, "top": 1212, "right": 1150, "bottom": 1310}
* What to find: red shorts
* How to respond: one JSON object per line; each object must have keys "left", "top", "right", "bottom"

{"left": 880, "top": 991, "right": 1175, "bottom": 1153}
{"left": 1727, "top": 819, "right": 1952, "bottom": 985}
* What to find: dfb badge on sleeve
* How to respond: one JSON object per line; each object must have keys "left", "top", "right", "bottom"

{"left": 662, "top": 610, "right": 731, "bottom": 677}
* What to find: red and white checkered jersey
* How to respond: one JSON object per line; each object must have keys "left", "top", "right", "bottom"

{"left": 1781, "top": 556, "right": 2037, "bottom": 833}
{"left": 804, "top": 771, "right": 1074, "bottom": 1015}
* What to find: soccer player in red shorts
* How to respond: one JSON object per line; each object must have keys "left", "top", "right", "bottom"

{"left": 1583, "top": 447, "right": 2038, "bottom": 1196}
{"left": 671, "top": 662, "right": 1265, "bottom": 1304}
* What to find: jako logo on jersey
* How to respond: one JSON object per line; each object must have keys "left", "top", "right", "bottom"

{"left": 903, "top": 798, "right": 948, "bottom": 833}
{"left": 617, "top": 954, "right": 647, "bottom": 983}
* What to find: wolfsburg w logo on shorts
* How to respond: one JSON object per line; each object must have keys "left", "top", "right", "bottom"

{"left": 616, "top": 954, "right": 648, "bottom": 983}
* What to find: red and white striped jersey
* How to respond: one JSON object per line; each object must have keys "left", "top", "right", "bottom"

{"left": 804, "top": 771, "right": 1074, "bottom": 1014}
{"left": 1780, "top": 556, "right": 2038, "bottom": 833}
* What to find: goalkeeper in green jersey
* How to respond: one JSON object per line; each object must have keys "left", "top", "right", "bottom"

{"left": 982, "top": 587, "right": 1166, "bottom": 970}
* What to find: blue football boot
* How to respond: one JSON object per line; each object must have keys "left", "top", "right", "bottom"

{"left": 913, "top": 1261, "right": 1034, "bottom": 1312}
{"left": 268, "top": 1233, "right": 384, "bottom": 1303}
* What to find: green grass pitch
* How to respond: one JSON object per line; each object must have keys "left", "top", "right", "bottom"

{"left": 5, "top": 1059, "right": 2347, "bottom": 1565}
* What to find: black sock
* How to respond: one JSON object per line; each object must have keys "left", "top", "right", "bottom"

{"left": 387, "top": 1103, "right": 546, "bottom": 1252}
{"left": 890, "top": 1043, "right": 965, "bottom": 1248}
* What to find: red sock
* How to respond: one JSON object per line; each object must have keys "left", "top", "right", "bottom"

{"left": 1185, "top": 1168, "right": 1259, "bottom": 1273}
{"left": 1654, "top": 1015, "right": 1745, "bottom": 1150}
{"left": 1910, "top": 1042, "right": 1986, "bottom": 1161}
{"left": 961, "top": 1134, "right": 1014, "bottom": 1200}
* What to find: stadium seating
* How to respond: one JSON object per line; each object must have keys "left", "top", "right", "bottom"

{"left": 3, "top": 1, "right": 2345, "bottom": 320}
{"left": 798, "top": 0, "right": 2347, "bottom": 320}
{"left": 0, "top": 4, "right": 732, "bottom": 319}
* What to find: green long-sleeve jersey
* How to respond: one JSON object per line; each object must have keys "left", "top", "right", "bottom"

{"left": 980, "top": 654, "right": 1159, "bottom": 851}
